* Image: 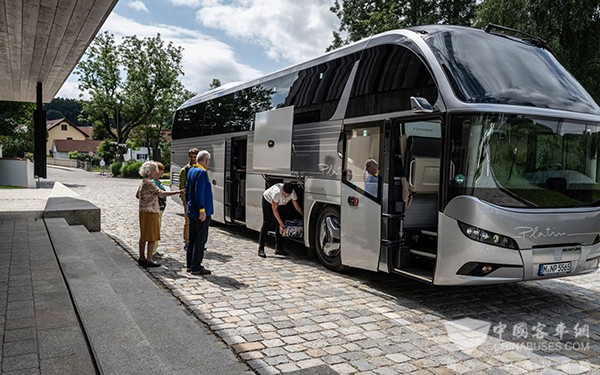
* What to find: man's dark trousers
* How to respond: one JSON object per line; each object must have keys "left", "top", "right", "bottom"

{"left": 258, "top": 197, "right": 283, "bottom": 250}
{"left": 187, "top": 216, "right": 211, "bottom": 271}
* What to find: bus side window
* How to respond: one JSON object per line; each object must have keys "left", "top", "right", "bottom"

{"left": 344, "top": 126, "right": 382, "bottom": 199}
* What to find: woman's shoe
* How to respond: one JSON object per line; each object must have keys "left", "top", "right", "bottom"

{"left": 137, "top": 258, "right": 147, "bottom": 266}
{"left": 145, "top": 261, "right": 161, "bottom": 268}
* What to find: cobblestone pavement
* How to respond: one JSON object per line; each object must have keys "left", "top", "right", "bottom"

{"left": 51, "top": 166, "right": 600, "bottom": 375}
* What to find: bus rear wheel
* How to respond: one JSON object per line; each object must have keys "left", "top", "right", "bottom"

{"left": 314, "top": 206, "right": 346, "bottom": 272}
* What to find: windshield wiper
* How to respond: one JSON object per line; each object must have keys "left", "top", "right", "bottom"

{"left": 484, "top": 23, "right": 551, "bottom": 52}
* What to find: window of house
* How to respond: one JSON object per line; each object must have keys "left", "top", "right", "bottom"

{"left": 61, "top": 124, "right": 67, "bottom": 131}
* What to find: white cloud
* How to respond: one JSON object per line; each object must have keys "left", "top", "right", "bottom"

{"left": 56, "top": 12, "right": 263, "bottom": 99}
{"left": 56, "top": 79, "right": 88, "bottom": 100}
{"left": 55, "top": 0, "right": 340, "bottom": 100}
{"left": 128, "top": 0, "right": 149, "bottom": 12}
{"left": 170, "top": 0, "right": 202, "bottom": 7}
{"left": 196, "top": 0, "right": 339, "bottom": 64}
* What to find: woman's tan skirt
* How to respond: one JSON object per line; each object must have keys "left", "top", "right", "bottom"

{"left": 139, "top": 212, "right": 160, "bottom": 242}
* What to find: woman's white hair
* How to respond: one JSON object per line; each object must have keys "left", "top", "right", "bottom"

{"left": 139, "top": 161, "right": 157, "bottom": 178}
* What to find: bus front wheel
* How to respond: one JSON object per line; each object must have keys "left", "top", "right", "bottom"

{"left": 314, "top": 206, "right": 346, "bottom": 272}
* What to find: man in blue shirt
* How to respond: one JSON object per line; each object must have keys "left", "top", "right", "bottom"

{"left": 185, "top": 150, "right": 214, "bottom": 275}
{"left": 365, "top": 159, "right": 381, "bottom": 198}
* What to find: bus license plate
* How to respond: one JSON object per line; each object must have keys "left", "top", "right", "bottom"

{"left": 538, "top": 261, "right": 572, "bottom": 276}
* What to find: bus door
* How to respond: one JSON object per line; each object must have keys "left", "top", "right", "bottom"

{"left": 340, "top": 122, "right": 383, "bottom": 271}
{"left": 224, "top": 136, "right": 247, "bottom": 224}
{"left": 390, "top": 119, "right": 442, "bottom": 283}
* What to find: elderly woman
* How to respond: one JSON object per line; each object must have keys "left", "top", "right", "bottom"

{"left": 136, "top": 161, "right": 183, "bottom": 267}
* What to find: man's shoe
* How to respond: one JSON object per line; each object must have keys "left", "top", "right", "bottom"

{"left": 258, "top": 248, "right": 266, "bottom": 258}
{"left": 191, "top": 267, "right": 211, "bottom": 275}
{"left": 145, "top": 261, "right": 161, "bottom": 268}
{"left": 275, "top": 248, "right": 288, "bottom": 256}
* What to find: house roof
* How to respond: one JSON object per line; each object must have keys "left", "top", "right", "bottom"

{"left": 53, "top": 139, "right": 101, "bottom": 153}
{"left": 78, "top": 126, "right": 94, "bottom": 138}
{"left": 47, "top": 118, "right": 90, "bottom": 138}
{"left": 0, "top": 0, "right": 118, "bottom": 103}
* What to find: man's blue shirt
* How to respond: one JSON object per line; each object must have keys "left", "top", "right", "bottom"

{"left": 186, "top": 165, "right": 214, "bottom": 218}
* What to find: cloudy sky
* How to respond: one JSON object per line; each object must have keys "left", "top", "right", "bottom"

{"left": 56, "top": 0, "right": 340, "bottom": 99}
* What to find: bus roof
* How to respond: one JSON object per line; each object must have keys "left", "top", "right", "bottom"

{"left": 178, "top": 25, "right": 600, "bottom": 116}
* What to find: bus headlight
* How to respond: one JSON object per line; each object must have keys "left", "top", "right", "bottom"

{"left": 458, "top": 222, "right": 519, "bottom": 250}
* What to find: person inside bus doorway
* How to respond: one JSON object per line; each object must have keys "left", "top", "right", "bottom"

{"left": 258, "top": 182, "right": 303, "bottom": 258}
{"left": 365, "top": 159, "right": 381, "bottom": 197}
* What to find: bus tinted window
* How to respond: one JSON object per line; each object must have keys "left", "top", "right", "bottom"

{"left": 261, "top": 74, "right": 294, "bottom": 109}
{"left": 231, "top": 85, "right": 278, "bottom": 132}
{"left": 204, "top": 94, "right": 234, "bottom": 135}
{"left": 286, "top": 53, "right": 359, "bottom": 124}
{"left": 172, "top": 102, "right": 206, "bottom": 139}
{"left": 425, "top": 28, "right": 600, "bottom": 114}
{"left": 347, "top": 45, "right": 437, "bottom": 118}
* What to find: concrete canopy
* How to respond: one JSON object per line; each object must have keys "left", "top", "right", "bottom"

{"left": 0, "top": 0, "right": 119, "bottom": 103}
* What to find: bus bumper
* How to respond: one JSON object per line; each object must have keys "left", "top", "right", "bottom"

{"left": 433, "top": 214, "right": 600, "bottom": 286}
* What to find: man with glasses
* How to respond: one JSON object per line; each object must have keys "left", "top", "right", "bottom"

{"left": 258, "top": 182, "right": 303, "bottom": 258}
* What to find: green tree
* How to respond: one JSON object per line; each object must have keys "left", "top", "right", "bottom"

{"left": 96, "top": 139, "right": 117, "bottom": 163}
{"left": 328, "top": 0, "right": 476, "bottom": 50}
{"left": 76, "top": 32, "right": 189, "bottom": 161}
{"left": 0, "top": 101, "right": 35, "bottom": 158}
{"left": 44, "top": 98, "right": 90, "bottom": 126}
{"left": 209, "top": 78, "right": 222, "bottom": 89}
{"left": 474, "top": 0, "right": 600, "bottom": 103}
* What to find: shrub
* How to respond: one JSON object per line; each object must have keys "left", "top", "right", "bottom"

{"left": 121, "top": 160, "right": 143, "bottom": 178}
{"left": 111, "top": 161, "right": 122, "bottom": 176}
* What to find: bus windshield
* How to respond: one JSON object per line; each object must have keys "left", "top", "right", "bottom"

{"left": 423, "top": 27, "right": 600, "bottom": 115}
{"left": 449, "top": 113, "right": 600, "bottom": 208}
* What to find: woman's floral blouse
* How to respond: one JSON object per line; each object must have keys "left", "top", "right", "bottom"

{"left": 136, "top": 178, "right": 168, "bottom": 213}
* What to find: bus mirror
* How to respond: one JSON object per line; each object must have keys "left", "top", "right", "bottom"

{"left": 410, "top": 96, "right": 434, "bottom": 113}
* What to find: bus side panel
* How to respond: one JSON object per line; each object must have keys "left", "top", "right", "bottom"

{"left": 254, "top": 107, "right": 294, "bottom": 174}
{"left": 211, "top": 140, "right": 225, "bottom": 223}
{"left": 304, "top": 178, "right": 342, "bottom": 247}
{"left": 340, "top": 183, "right": 381, "bottom": 271}
{"left": 245, "top": 173, "right": 265, "bottom": 232}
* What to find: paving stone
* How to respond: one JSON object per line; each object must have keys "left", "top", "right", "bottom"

{"left": 1, "top": 353, "right": 39, "bottom": 372}
{"left": 232, "top": 342, "right": 265, "bottom": 353}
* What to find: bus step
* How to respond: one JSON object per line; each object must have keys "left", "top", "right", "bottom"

{"left": 409, "top": 248, "right": 437, "bottom": 259}
{"left": 392, "top": 267, "right": 434, "bottom": 283}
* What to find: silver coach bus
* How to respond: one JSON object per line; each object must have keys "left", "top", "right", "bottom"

{"left": 171, "top": 25, "right": 600, "bottom": 285}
